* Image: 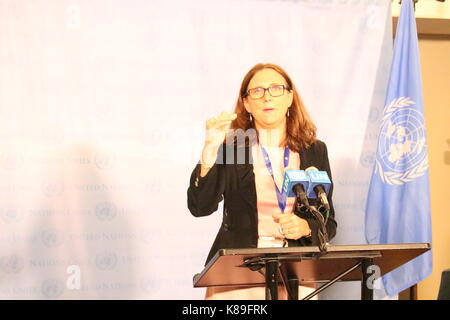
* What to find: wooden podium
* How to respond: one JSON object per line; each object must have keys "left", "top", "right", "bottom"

{"left": 193, "top": 243, "right": 431, "bottom": 300}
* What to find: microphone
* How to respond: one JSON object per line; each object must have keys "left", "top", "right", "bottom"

{"left": 283, "top": 169, "right": 329, "bottom": 252}
{"left": 305, "top": 166, "right": 331, "bottom": 215}
{"left": 282, "top": 170, "right": 310, "bottom": 213}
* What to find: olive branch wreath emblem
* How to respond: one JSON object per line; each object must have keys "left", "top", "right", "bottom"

{"left": 375, "top": 97, "right": 428, "bottom": 185}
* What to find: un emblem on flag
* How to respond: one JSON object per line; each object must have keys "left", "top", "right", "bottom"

{"left": 376, "top": 97, "right": 428, "bottom": 185}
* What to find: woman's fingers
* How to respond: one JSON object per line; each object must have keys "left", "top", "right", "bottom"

{"left": 281, "top": 222, "right": 296, "bottom": 229}
{"left": 209, "top": 113, "right": 236, "bottom": 122}
{"left": 273, "top": 213, "right": 310, "bottom": 239}
{"left": 217, "top": 112, "right": 237, "bottom": 121}
{"left": 206, "top": 112, "right": 236, "bottom": 130}
{"left": 276, "top": 213, "right": 295, "bottom": 224}
{"left": 206, "top": 119, "right": 233, "bottom": 130}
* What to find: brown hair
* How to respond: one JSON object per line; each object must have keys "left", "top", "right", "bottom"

{"left": 229, "top": 63, "right": 317, "bottom": 153}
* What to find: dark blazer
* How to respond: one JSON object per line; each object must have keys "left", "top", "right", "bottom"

{"left": 187, "top": 139, "right": 337, "bottom": 265}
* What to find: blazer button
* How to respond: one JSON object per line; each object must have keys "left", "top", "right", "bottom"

{"left": 223, "top": 223, "right": 229, "bottom": 231}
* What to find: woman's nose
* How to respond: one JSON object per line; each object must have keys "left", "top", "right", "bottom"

{"left": 263, "top": 89, "right": 272, "bottom": 101}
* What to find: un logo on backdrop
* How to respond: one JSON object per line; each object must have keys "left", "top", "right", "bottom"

{"left": 94, "top": 152, "right": 116, "bottom": 170}
{"left": 1, "top": 207, "right": 23, "bottom": 223}
{"left": 95, "top": 252, "right": 117, "bottom": 270}
{"left": 0, "top": 255, "right": 24, "bottom": 274}
{"left": 41, "top": 279, "right": 65, "bottom": 299}
{"left": 95, "top": 202, "right": 117, "bottom": 221}
{"left": 140, "top": 278, "right": 158, "bottom": 293}
{"left": 0, "top": 152, "right": 24, "bottom": 170}
{"left": 43, "top": 180, "right": 64, "bottom": 197}
{"left": 376, "top": 98, "right": 428, "bottom": 185}
{"left": 360, "top": 152, "right": 375, "bottom": 168}
{"left": 41, "top": 229, "right": 65, "bottom": 247}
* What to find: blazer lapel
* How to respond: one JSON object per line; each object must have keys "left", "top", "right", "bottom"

{"left": 235, "top": 145, "right": 257, "bottom": 209}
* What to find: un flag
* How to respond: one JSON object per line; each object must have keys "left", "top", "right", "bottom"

{"left": 365, "top": 0, "right": 432, "bottom": 297}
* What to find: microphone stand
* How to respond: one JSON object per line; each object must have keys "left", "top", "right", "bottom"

{"left": 308, "top": 205, "right": 329, "bottom": 253}
{"left": 294, "top": 196, "right": 329, "bottom": 252}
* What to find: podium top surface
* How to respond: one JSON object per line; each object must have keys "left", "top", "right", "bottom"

{"left": 193, "top": 243, "right": 430, "bottom": 288}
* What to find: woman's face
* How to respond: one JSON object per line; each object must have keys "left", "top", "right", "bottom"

{"left": 243, "top": 68, "right": 293, "bottom": 130}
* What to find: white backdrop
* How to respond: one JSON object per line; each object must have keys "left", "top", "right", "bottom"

{"left": 0, "top": 0, "right": 392, "bottom": 299}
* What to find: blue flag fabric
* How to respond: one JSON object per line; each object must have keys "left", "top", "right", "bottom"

{"left": 365, "top": 0, "right": 432, "bottom": 297}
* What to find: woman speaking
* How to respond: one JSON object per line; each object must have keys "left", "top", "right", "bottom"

{"left": 187, "top": 63, "right": 337, "bottom": 299}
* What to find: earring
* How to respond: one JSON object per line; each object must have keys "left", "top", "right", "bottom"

{"left": 249, "top": 113, "right": 253, "bottom": 121}
{"left": 287, "top": 108, "right": 290, "bottom": 117}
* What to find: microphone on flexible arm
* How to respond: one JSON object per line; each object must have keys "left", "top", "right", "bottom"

{"left": 282, "top": 170, "right": 310, "bottom": 214}
{"left": 305, "top": 166, "right": 332, "bottom": 252}
{"left": 282, "top": 169, "right": 330, "bottom": 252}
{"left": 305, "top": 166, "right": 331, "bottom": 218}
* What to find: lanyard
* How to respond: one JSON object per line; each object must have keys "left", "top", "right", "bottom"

{"left": 260, "top": 145, "right": 290, "bottom": 213}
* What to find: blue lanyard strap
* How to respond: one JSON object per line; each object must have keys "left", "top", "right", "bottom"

{"left": 260, "top": 145, "right": 290, "bottom": 213}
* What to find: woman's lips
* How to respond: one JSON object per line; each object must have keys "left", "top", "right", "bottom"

{"left": 263, "top": 108, "right": 275, "bottom": 112}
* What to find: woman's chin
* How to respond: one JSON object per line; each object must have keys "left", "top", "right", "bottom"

{"left": 257, "top": 117, "right": 285, "bottom": 129}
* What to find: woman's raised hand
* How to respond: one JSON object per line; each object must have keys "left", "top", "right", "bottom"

{"left": 200, "top": 112, "right": 237, "bottom": 177}
{"left": 204, "top": 112, "right": 237, "bottom": 149}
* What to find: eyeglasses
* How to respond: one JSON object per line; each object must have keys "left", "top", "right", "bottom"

{"left": 245, "top": 84, "right": 289, "bottom": 99}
